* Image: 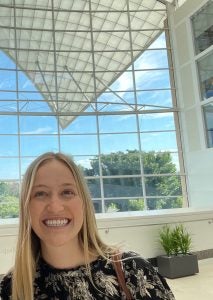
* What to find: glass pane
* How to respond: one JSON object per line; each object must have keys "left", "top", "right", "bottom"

{"left": 0, "top": 101, "right": 17, "bottom": 112}
{"left": 0, "top": 70, "right": 16, "bottom": 90}
{"left": 149, "top": 32, "right": 167, "bottom": 49}
{"left": 74, "top": 156, "right": 100, "bottom": 176}
{"left": 0, "top": 116, "right": 18, "bottom": 134}
{"left": 147, "top": 196, "right": 183, "bottom": 210}
{"left": 145, "top": 175, "right": 182, "bottom": 197}
{"left": 99, "top": 115, "right": 137, "bottom": 133}
{"left": 139, "top": 112, "right": 175, "bottom": 131}
{"left": 18, "top": 71, "right": 56, "bottom": 92}
{"left": 100, "top": 133, "right": 139, "bottom": 154}
{"left": 0, "top": 92, "right": 17, "bottom": 100}
{"left": 92, "top": 200, "right": 102, "bottom": 213}
{"left": 203, "top": 103, "right": 213, "bottom": 147}
{"left": 134, "top": 49, "right": 169, "bottom": 70}
{"left": 19, "top": 116, "right": 58, "bottom": 134}
{"left": 100, "top": 152, "right": 141, "bottom": 175}
{"left": 141, "top": 132, "right": 177, "bottom": 152}
{"left": 21, "top": 157, "right": 37, "bottom": 176}
{"left": 135, "top": 70, "right": 171, "bottom": 90}
{"left": 103, "top": 177, "right": 142, "bottom": 198}
{"left": 86, "top": 178, "right": 101, "bottom": 198}
{"left": 197, "top": 52, "right": 213, "bottom": 101}
{"left": 0, "top": 202, "right": 19, "bottom": 219}
{"left": 60, "top": 135, "right": 98, "bottom": 155}
{"left": 142, "top": 152, "right": 179, "bottom": 174}
{"left": 105, "top": 198, "right": 144, "bottom": 213}
{"left": 0, "top": 158, "right": 19, "bottom": 180}
{"left": 60, "top": 116, "right": 97, "bottom": 134}
{"left": 18, "top": 101, "right": 51, "bottom": 113}
{"left": 0, "top": 50, "right": 16, "bottom": 69}
{"left": 0, "top": 180, "right": 19, "bottom": 219}
{"left": 97, "top": 91, "right": 136, "bottom": 112}
{"left": 126, "top": 198, "right": 145, "bottom": 212}
{"left": 191, "top": 0, "right": 213, "bottom": 54}
{"left": 137, "top": 90, "right": 173, "bottom": 108}
{"left": 0, "top": 136, "right": 18, "bottom": 156}
{"left": 20, "top": 135, "right": 59, "bottom": 156}
{"left": 110, "top": 71, "right": 133, "bottom": 91}
{"left": 105, "top": 198, "right": 145, "bottom": 212}
{"left": 18, "top": 92, "right": 44, "bottom": 101}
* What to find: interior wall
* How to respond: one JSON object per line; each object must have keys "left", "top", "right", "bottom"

{"left": 169, "top": 0, "right": 213, "bottom": 207}
{"left": 1, "top": 208, "right": 213, "bottom": 275}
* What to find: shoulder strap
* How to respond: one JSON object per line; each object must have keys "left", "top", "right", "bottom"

{"left": 112, "top": 253, "right": 132, "bottom": 300}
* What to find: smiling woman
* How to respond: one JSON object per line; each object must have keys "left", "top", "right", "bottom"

{"left": 0, "top": 152, "right": 175, "bottom": 300}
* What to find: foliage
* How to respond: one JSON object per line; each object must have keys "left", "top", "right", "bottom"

{"left": 159, "top": 225, "right": 174, "bottom": 256}
{"left": 0, "top": 182, "right": 19, "bottom": 219}
{"left": 159, "top": 224, "right": 192, "bottom": 256}
{"left": 105, "top": 202, "right": 120, "bottom": 213}
{"left": 83, "top": 150, "right": 183, "bottom": 210}
{"left": 0, "top": 150, "right": 183, "bottom": 218}
{"left": 128, "top": 199, "right": 145, "bottom": 211}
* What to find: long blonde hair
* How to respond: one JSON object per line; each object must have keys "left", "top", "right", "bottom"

{"left": 12, "top": 152, "right": 116, "bottom": 300}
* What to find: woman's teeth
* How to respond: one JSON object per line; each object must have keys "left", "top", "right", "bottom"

{"left": 44, "top": 219, "right": 69, "bottom": 227}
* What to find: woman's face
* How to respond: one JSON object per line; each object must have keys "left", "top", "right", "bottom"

{"left": 29, "top": 159, "right": 84, "bottom": 250}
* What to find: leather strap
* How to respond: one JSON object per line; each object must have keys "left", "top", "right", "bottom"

{"left": 112, "top": 253, "right": 132, "bottom": 300}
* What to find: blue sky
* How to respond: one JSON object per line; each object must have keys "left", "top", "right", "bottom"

{"left": 0, "top": 33, "right": 179, "bottom": 179}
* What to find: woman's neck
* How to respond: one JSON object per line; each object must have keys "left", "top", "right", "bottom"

{"left": 41, "top": 242, "right": 86, "bottom": 269}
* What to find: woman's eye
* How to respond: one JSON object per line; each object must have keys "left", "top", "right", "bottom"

{"left": 62, "top": 190, "right": 75, "bottom": 197}
{"left": 34, "top": 191, "right": 47, "bottom": 198}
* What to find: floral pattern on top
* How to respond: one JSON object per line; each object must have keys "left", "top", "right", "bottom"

{"left": 0, "top": 251, "right": 175, "bottom": 300}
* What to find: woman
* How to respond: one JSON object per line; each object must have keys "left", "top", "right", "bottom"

{"left": 0, "top": 152, "right": 175, "bottom": 299}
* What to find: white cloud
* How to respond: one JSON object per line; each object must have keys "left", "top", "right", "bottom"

{"left": 23, "top": 126, "right": 54, "bottom": 134}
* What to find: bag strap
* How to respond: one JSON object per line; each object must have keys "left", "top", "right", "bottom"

{"left": 112, "top": 253, "right": 132, "bottom": 300}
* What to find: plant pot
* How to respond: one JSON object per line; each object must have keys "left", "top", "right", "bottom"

{"left": 157, "top": 253, "right": 199, "bottom": 279}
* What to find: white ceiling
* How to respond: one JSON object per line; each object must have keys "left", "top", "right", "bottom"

{"left": 0, "top": 0, "right": 175, "bottom": 128}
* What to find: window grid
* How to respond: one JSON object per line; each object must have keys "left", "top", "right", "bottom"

{"left": 0, "top": 0, "right": 187, "bottom": 217}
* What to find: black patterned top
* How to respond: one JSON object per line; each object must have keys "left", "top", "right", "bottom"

{"left": 0, "top": 251, "right": 175, "bottom": 300}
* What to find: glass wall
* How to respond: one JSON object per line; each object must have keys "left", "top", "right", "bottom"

{"left": 0, "top": 0, "right": 186, "bottom": 218}
{"left": 191, "top": 0, "right": 213, "bottom": 148}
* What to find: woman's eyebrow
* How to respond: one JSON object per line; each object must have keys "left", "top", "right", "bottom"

{"left": 61, "top": 183, "right": 76, "bottom": 187}
{"left": 32, "top": 184, "right": 48, "bottom": 188}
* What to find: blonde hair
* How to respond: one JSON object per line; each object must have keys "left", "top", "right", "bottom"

{"left": 12, "top": 152, "right": 117, "bottom": 300}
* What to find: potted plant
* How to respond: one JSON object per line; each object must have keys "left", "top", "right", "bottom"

{"left": 157, "top": 224, "right": 199, "bottom": 279}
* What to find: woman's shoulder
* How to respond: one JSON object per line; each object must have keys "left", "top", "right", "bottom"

{"left": 120, "top": 250, "right": 163, "bottom": 278}
{"left": 120, "top": 250, "right": 175, "bottom": 300}
{"left": 0, "top": 272, "right": 12, "bottom": 299}
{"left": 121, "top": 250, "right": 153, "bottom": 269}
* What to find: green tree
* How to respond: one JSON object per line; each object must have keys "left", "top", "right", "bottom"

{"left": 0, "top": 182, "right": 19, "bottom": 219}
{"left": 83, "top": 150, "right": 183, "bottom": 210}
{"left": 128, "top": 198, "right": 145, "bottom": 211}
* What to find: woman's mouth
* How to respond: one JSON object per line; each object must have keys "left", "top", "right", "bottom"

{"left": 43, "top": 218, "right": 71, "bottom": 227}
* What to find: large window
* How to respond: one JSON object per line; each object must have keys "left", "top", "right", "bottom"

{"left": 192, "top": 0, "right": 213, "bottom": 148}
{"left": 0, "top": 0, "right": 186, "bottom": 218}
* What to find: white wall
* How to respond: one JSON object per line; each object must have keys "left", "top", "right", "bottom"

{"left": 169, "top": 0, "right": 213, "bottom": 207}
{"left": 1, "top": 208, "right": 213, "bottom": 274}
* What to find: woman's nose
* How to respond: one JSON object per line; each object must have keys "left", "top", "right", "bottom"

{"left": 46, "top": 194, "right": 64, "bottom": 213}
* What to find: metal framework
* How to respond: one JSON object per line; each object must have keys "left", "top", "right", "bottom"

{"left": 0, "top": 0, "right": 187, "bottom": 215}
